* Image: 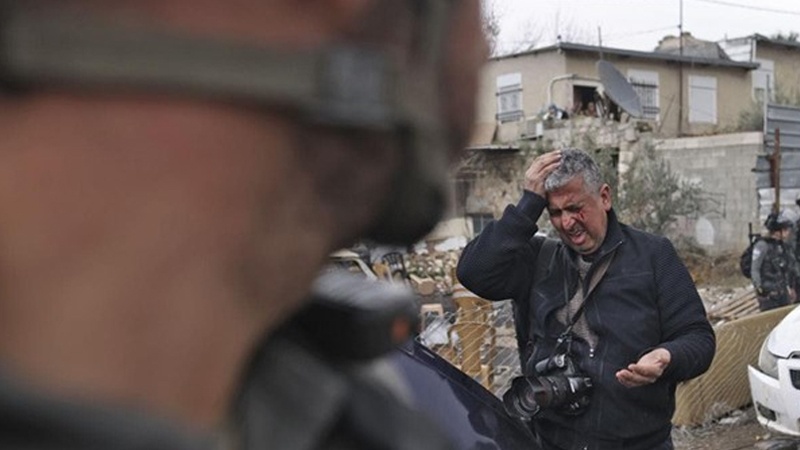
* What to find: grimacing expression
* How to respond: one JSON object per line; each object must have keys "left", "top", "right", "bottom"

{"left": 547, "top": 176, "right": 612, "bottom": 255}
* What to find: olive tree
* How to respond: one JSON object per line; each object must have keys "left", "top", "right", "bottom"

{"left": 615, "top": 142, "right": 704, "bottom": 237}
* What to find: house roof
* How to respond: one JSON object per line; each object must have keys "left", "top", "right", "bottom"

{"left": 655, "top": 33, "right": 732, "bottom": 60}
{"left": 722, "top": 33, "right": 800, "bottom": 49}
{"left": 749, "top": 33, "right": 800, "bottom": 49}
{"left": 493, "top": 41, "right": 759, "bottom": 70}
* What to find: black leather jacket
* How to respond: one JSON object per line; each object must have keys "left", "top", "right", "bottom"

{"left": 457, "top": 192, "right": 715, "bottom": 450}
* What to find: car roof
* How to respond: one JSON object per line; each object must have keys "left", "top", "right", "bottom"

{"left": 330, "top": 249, "right": 361, "bottom": 259}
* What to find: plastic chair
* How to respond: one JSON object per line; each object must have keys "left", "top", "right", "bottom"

{"left": 381, "top": 252, "right": 408, "bottom": 281}
{"left": 420, "top": 303, "right": 445, "bottom": 328}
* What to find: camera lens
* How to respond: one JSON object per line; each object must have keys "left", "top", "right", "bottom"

{"left": 503, "top": 377, "right": 543, "bottom": 418}
{"left": 502, "top": 374, "right": 593, "bottom": 420}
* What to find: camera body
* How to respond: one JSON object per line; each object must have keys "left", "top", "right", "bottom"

{"left": 502, "top": 350, "right": 593, "bottom": 421}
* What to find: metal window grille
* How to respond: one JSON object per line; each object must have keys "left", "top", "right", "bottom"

{"left": 630, "top": 80, "right": 660, "bottom": 120}
{"left": 496, "top": 88, "right": 524, "bottom": 123}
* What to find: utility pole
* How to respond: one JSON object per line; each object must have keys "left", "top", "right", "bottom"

{"left": 774, "top": 128, "right": 781, "bottom": 214}
{"left": 678, "top": 0, "right": 684, "bottom": 136}
{"left": 598, "top": 26, "right": 604, "bottom": 59}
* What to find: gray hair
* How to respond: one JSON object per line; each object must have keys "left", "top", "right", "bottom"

{"left": 544, "top": 148, "right": 604, "bottom": 193}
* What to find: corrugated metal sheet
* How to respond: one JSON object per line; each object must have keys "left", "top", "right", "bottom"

{"left": 756, "top": 104, "right": 800, "bottom": 217}
{"left": 764, "top": 104, "right": 800, "bottom": 154}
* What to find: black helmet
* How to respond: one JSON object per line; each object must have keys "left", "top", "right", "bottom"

{"left": 0, "top": 2, "right": 457, "bottom": 246}
{"left": 765, "top": 211, "right": 793, "bottom": 232}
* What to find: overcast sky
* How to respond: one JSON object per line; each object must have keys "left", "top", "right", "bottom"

{"left": 491, "top": 0, "right": 800, "bottom": 55}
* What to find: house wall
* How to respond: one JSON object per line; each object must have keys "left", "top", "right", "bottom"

{"left": 463, "top": 152, "right": 527, "bottom": 218}
{"left": 565, "top": 55, "right": 683, "bottom": 137}
{"left": 719, "top": 38, "right": 753, "bottom": 62}
{"left": 756, "top": 43, "right": 800, "bottom": 99}
{"left": 565, "top": 55, "right": 752, "bottom": 137}
{"left": 479, "top": 49, "right": 756, "bottom": 143}
{"left": 476, "top": 52, "right": 566, "bottom": 126}
{"left": 655, "top": 132, "right": 762, "bottom": 253}
{"left": 681, "top": 64, "right": 752, "bottom": 135}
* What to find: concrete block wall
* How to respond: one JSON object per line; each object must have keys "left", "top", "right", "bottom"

{"left": 655, "top": 132, "right": 762, "bottom": 254}
{"left": 466, "top": 156, "right": 525, "bottom": 218}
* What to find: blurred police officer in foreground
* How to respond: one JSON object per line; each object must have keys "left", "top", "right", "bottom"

{"left": 0, "top": 1, "right": 486, "bottom": 448}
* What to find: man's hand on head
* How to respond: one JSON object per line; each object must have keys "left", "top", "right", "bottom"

{"left": 523, "top": 151, "right": 561, "bottom": 197}
{"left": 615, "top": 348, "right": 671, "bottom": 388}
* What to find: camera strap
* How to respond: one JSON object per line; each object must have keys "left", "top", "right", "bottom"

{"left": 555, "top": 249, "right": 616, "bottom": 355}
{"left": 514, "top": 237, "right": 558, "bottom": 367}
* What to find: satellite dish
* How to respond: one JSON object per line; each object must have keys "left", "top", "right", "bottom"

{"left": 596, "top": 60, "right": 643, "bottom": 118}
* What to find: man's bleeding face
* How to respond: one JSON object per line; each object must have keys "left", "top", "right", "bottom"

{"left": 547, "top": 176, "right": 612, "bottom": 255}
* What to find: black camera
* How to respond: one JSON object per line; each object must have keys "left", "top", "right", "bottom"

{"left": 502, "top": 352, "right": 593, "bottom": 420}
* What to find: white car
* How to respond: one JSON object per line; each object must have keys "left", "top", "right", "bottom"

{"left": 327, "top": 249, "right": 377, "bottom": 280}
{"left": 747, "top": 305, "right": 800, "bottom": 437}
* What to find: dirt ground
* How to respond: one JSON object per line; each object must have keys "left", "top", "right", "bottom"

{"left": 672, "top": 408, "right": 799, "bottom": 450}
{"left": 673, "top": 252, "right": 800, "bottom": 450}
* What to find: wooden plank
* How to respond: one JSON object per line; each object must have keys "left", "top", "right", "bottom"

{"left": 708, "top": 289, "right": 758, "bottom": 321}
{"left": 674, "top": 305, "right": 797, "bottom": 426}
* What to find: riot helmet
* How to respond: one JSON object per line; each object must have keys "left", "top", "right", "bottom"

{"left": 764, "top": 210, "right": 793, "bottom": 232}
{"left": 0, "top": 0, "right": 463, "bottom": 245}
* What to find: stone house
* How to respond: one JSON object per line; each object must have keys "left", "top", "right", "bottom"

{"left": 473, "top": 37, "right": 759, "bottom": 145}
{"left": 432, "top": 36, "right": 800, "bottom": 255}
{"left": 719, "top": 33, "right": 800, "bottom": 102}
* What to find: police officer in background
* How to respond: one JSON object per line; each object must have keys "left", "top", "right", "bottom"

{"left": 0, "top": 1, "right": 486, "bottom": 449}
{"left": 792, "top": 194, "right": 800, "bottom": 295}
{"left": 752, "top": 211, "right": 799, "bottom": 311}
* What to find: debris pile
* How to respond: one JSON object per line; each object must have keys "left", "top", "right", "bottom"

{"left": 405, "top": 250, "right": 461, "bottom": 295}
{"left": 701, "top": 286, "right": 759, "bottom": 325}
